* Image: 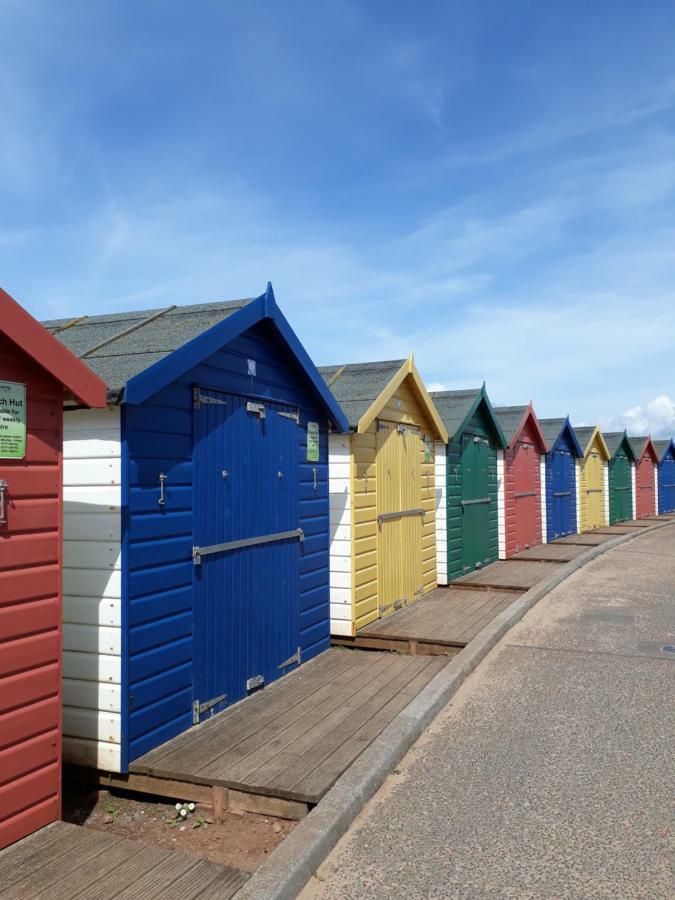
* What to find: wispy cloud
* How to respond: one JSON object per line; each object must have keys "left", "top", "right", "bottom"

{"left": 605, "top": 395, "right": 675, "bottom": 439}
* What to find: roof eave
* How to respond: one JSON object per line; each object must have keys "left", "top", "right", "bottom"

{"left": 356, "top": 356, "right": 448, "bottom": 442}
{"left": 123, "top": 283, "right": 350, "bottom": 432}
{"left": 1, "top": 287, "right": 107, "bottom": 408}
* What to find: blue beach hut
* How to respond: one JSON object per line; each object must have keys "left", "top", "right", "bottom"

{"left": 538, "top": 417, "right": 583, "bottom": 541}
{"left": 45, "top": 284, "right": 348, "bottom": 773}
{"left": 654, "top": 439, "right": 675, "bottom": 513}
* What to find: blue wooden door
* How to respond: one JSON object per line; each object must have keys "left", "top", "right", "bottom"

{"left": 660, "top": 454, "right": 675, "bottom": 512}
{"left": 192, "top": 389, "right": 300, "bottom": 722}
{"left": 550, "top": 448, "right": 574, "bottom": 539}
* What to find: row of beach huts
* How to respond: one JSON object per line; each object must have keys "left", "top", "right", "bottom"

{"left": 1, "top": 283, "right": 674, "bottom": 850}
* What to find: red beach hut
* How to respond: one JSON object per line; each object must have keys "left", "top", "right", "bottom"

{"left": 0, "top": 288, "right": 106, "bottom": 850}
{"left": 494, "top": 404, "right": 548, "bottom": 558}
{"left": 629, "top": 436, "right": 659, "bottom": 519}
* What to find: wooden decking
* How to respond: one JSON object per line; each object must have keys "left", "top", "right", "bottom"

{"left": 0, "top": 822, "right": 248, "bottom": 900}
{"left": 454, "top": 559, "right": 563, "bottom": 591}
{"left": 125, "top": 649, "right": 447, "bottom": 811}
{"left": 348, "top": 587, "right": 518, "bottom": 652}
{"left": 555, "top": 532, "right": 614, "bottom": 545}
{"left": 513, "top": 543, "right": 588, "bottom": 562}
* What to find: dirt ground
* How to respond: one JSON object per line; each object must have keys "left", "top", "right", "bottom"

{"left": 62, "top": 776, "right": 296, "bottom": 873}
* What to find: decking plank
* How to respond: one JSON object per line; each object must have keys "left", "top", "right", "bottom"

{"left": 554, "top": 533, "right": 613, "bottom": 545}
{"left": 197, "top": 654, "right": 402, "bottom": 784}
{"left": 453, "top": 560, "right": 562, "bottom": 590}
{"left": 266, "top": 657, "right": 447, "bottom": 801}
{"left": 513, "top": 544, "right": 587, "bottom": 562}
{"left": 134, "top": 649, "right": 353, "bottom": 772}
{"left": 297, "top": 657, "right": 448, "bottom": 800}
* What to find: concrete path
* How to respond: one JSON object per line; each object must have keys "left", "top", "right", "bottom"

{"left": 303, "top": 525, "right": 675, "bottom": 899}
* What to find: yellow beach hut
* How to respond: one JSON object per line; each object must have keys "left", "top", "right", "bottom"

{"left": 574, "top": 425, "right": 611, "bottom": 531}
{"left": 319, "top": 357, "right": 448, "bottom": 637}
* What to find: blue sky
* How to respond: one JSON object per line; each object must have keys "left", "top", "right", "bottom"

{"left": 2, "top": 1, "right": 675, "bottom": 435}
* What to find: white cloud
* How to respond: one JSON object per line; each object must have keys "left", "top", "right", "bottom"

{"left": 604, "top": 395, "right": 675, "bottom": 439}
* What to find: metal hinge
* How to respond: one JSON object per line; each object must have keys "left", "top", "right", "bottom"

{"left": 278, "top": 410, "right": 300, "bottom": 423}
{"left": 192, "top": 693, "right": 226, "bottom": 724}
{"left": 194, "top": 388, "right": 228, "bottom": 409}
{"left": 278, "top": 647, "right": 301, "bottom": 670}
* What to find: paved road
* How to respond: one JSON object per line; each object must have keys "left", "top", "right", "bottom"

{"left": 303, "top": 526, "right": 675, "bottom": 899}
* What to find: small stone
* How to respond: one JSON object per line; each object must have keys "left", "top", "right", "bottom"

{"left": 179, "top": 826, "right": 186, "bottom": 832}
{"left": 272, "top": 822, "right": 282, "bottom": 834}
{"left": 103, "top": 813, "right": 114, "bottom": 825}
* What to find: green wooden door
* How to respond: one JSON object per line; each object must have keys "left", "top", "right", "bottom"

{"left": 610, "top": 452, "right": 632, "bottom": 523}
{"left": 461, "top": 434, "right": 490, "bottom": 572}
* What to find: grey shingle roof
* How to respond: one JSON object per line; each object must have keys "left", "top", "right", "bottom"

{"left": 318, "top": 360, "right": 405, "bottom": 430}
{"left": 573, "top": 426, "right": 598, "bottom": 452}
{"left": 603, "top": 431, "right": 631, "bottom": 459}
{"left": 628, "top": 435, "right": 649, "bottom": 459}
{"left": 493, "top": 405, "right": 528, "bottom": 446}
{"left": 653, "top": 439, "right": 673, "bottom": 461}
{"left": 429, "top": 389, "right": 481, "bottom": 441}
{"left": 43, "top": 299, "right": 253, "bottom": 400}
{"left": 538, "top": 417, "right": 568, "bottom": 449}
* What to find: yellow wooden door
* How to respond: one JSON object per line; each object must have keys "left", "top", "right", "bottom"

{"left": 376, "top": 422, "right": 403, "bottom": 616}
{"left": 585, "top": 449, "right": 604, "bottom": 529}
{"left": 376, "top": 421, "right": 424, "bottom": 617}
{"left": 400, "top": 425, "right": 423, "bottom": 604}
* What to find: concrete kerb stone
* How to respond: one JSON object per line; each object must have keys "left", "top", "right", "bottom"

{"left": 234, "top": 519, "right": 675, "bottom": 900}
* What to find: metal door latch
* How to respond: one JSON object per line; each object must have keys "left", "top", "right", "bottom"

{"left": 158, "top": 473, "right": 167, "bottom": 506}
{"left": 246, "top": 401, "right": 265, "bottom": 418}
{"left": 246, "top": 674, "right": 265, "bottom": 692}
{"left": 0, "top": 480, "right": 7, "bottom": 524}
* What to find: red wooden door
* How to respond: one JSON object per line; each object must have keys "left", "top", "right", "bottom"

{"left": 635, "top": 457, "right": 655, "bottom": 518}
{"left": 0, "top": 334, "right": 62, "bottom": 850}
{"left": 509, "top": 440, "right": 540, "bottom": 555}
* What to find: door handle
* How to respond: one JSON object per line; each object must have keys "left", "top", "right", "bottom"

{"left": 0, "top": 480, "right": 7, "bottom": 524}
{"left": 158, "top": 473, "right": 167, "bottom": 506}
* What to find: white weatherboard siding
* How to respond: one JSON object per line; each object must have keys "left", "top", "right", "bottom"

{"left": 497, "top": 450, "right": 506, "bottom": 559}
{"left": 575, "top": 460, "right": 581, "bottom": 533}
{"left": 603, "top": 462, "right": 610, "bottom": 524}
{"left": 631, "top": 463, "right": 637, "bottom": 519}
{"left": 654, "top": 467, "right": 659, "bottom": 514}
{"left": 62, "top": 406, "right": 122, "bottom": 772}
{"left": 435, "top": 442, "right": 447, "bottom": 584}
{"left": 328, "top": 433, "right": 353, "bottom": 637}
{"left": 539, "top": 455, "right": 547, "bottom": 543}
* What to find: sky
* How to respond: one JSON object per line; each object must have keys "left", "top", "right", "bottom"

{"left": 1, "top": 1, "right": 674, "bottom": 436}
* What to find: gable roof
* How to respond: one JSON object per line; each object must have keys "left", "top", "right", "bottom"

{"left": 653, "top": 438, "right": 675, "bottom": 462}
{"left": 603, "top": 430, "right": 637, "bottom": 463}
{"left": 319, "top": 356, "right": 447, "bottom": 440}
{"left": 538, "top": 416, "right": 583, "bottom": 457}
{"left": 44, "top": 298, "right": 253, "bottom": 400}
{"left": 628, "top": 435, "right": 659, "bottom": 464}
{"left": 1, "top": 287, "right": 107, "bottom": 408}
{"left": 573, "top": 425, "right": 610, "bottom": 460}
{"left": 493, "top": 404, "right": 547, "bottom": 452}
{"left": 430, "top": 384, "right": 507, "bottom": 447}
{"left": 44, "top": 284, "right": 349, "bottom": 430}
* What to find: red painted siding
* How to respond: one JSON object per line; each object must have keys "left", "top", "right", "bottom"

{"left": 0, "top": 333, "right": 62, "bottom": 850}
{"left": 635, "top": 455, "right": 656, "bottom": 518}
{"left": 504, "top": 417, "right": 542, "bottom": 557}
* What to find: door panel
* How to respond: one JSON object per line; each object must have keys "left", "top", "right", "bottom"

{"left": 461, "top": 435, "right": 490, "bottom": 571}
{"left": 512, "top": 441, "right": 539, "bottom": 552}
{"left": 551, "top": 448, "right": 574, "bottom": 538}
{"left": 611, "top": 452, "right": 632, "bottom": 523}
{"left": 636, "top": 459, "right": 655, "bottom": 518}
{"left": 376, "top": 421, "right": 423, "bottom": 616}
{"left": 193, "top": 390, "right": 299, "bottom": 719}
{"left": 585, "top": 451, "right": 604, "bottom": 529}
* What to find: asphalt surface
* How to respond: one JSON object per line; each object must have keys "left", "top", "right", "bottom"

{"left": 303, "top": 526, "right": 675, "bottom": 899}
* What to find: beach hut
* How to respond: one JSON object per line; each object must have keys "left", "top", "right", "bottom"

{"left": 654, "top": 439, "right": 675, "bottom": 513}
{"left": 604, "top": 431, "right": 637, "bottom": 524}
{"left": 319, "top": 358, "right": 447, "bottom": 636}
{"left": 574, "top": 426, "right": 610, "bottom": 531}
{"left": 430, "top": 386, "right": 507, "bottom": 582}
{"left": 629, "top": 436, "right": 659, "bottom": 519}
{"left": 493, "top": 405, "right": 548, "bottom": 558}
{"left": 538, "top": 417, "right": 583, "bottom": 541}
{"left": 0, "top": 288, "right": 106, "bottom": 850}
{"left": 44, "top": 284, "right": 347, "bottom": 774}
